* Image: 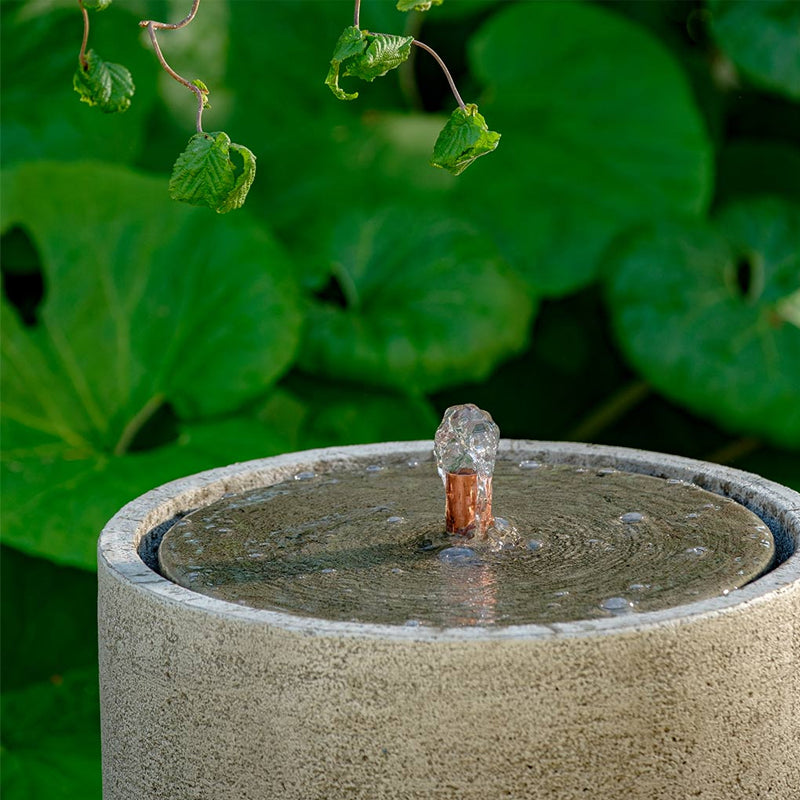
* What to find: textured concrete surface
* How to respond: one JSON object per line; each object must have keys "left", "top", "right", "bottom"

{"left": 98, "top": 441, "right": 800, "bottom": 800}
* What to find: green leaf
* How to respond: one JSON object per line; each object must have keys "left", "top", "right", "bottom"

{"left": 2, "top": 4, "right": 157, "bottom": 166}
{"left": 169, "top": 132, "right": 257, "bottom": 214}
{"left": 709, "top": 0, "right": 800, "bottom": 100}
{"left": 299, "top": 205, "right": 535, "bottom": 393}
{"left": 606, "top": 197, "right": 800, "bottom": 447}
{"left": 283, "top": 376, "right": 439, "bottom": 448}
{"left": 431, "top": 103, "right": 500, "bottom": 176}
{"left": 1, "top": 161, "right": 303, "bottom": 567}
{"left": 326, "top": 26, "right": 413, "bottom": 100}
{"left": 325, "top": 26, "right": 368, "bottom": 100}
{"left": 1, "top": 548, "right": 98, "bottom": 691}
{"left": 397, "top": 0, "right": 443, "bottom": 10}
{"left": 453, "top": 1, "right": 712, "bottom": 296}
{"left": 73, "top": 49, "right": 134, "bottom": 113}
{"left": 83, "top": 0, "right": 112, "bottom": 10}
{"left": 1, "top": 669, "right": 101, "bottom": 800}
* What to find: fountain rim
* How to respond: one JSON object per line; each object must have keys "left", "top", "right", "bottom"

{"left": 99, "top": 440, "right": 800, "bottom": 642}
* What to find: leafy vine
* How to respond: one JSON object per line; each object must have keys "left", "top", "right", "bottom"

{"left": 326, "top": 0, "right": 500, "bottom": 175}
{"left": 70, "top": 0, "right": 499, "bottom": 212}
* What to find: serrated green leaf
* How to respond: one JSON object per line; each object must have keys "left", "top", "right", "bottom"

{"left": 397, "top": 0, "right": 443, "bottom": 11}
{"left": 82, "top": 0, "right": 112, "bottom": 10}
{"left": 431, "top": 103, "right": 500, "bottom": 176}
{"left": 1, "top": 162, "right": 302, "bottom": 568}
{"left": 326, "top": 26, "right": 413, "bottom": 100}
{"left": 452, "top": 1, "right": 712, "bottom": 296}
{"left": 217, "top": 142, "right": 257, "bottom": 214}
{"left": 709, "top": 0, "right": 800, "bottom": 100}
{"left": 299, "top": 205, "right": 535, "bottom": 392}
{"left": 346, "top": 32, "right": 414, "bottom": 81}
{"left": 169, "top": 132, "right": 257, "bottom": 214}
{"left": 3, "top": 4, "right": 157, "bottom": 166}
{"left": 73, "top": 49, "right": 134, "bottom": 113}
{"left": 325, "top": 25, "right": 368, "bottom": 100}
{"left": 1, "top": 669, "right": 101, "bottom": 800}
{"left": 606, "top": 197, "right": 800, "bottom": 447}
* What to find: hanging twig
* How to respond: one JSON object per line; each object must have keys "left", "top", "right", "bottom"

{"left": 78, "top": 0, "right": 90, "bottom": 69}
{"left": 354, "top": 0, "right": 362, "bottom": 28}
{"left": 412, "top": 39, "right": 466, "bottom": 110}
{"left": 140, "top": 0, "right": 207, "bottom": 133}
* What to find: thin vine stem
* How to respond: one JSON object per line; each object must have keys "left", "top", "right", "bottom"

{"left": 140, "top": 1, "right": 206, "bottom": 133}
{"left": 412, "top": 39, "right": 466, "bottom": 110}
{"left": 78, "top": 0, "right": 89, "bottom": 69}
{"left": 354, "top": 0, "right": 361, "bottom": 28}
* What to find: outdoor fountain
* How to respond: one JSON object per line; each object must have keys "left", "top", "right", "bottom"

{"left": 98, "top": 405, "right": 800, "bottom": 799}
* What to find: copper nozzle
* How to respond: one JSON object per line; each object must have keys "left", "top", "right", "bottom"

{"left": 445, "top": 469, "right": 493, "bottom": 536}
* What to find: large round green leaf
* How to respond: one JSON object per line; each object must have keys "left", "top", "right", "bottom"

{"left": 1, "top": 669, "right": 101, "bottom": 800}
{"left": 606, "top": 197, "right": 800, "bottom": 447}
{"left": 1, "top": 162, "right": 304, "bottom": 568}
{"left": 2, "top": 162, "right": 302, "bottom": 433}
{"left": 709, "top": 0, "right": 800, "bottom": 100}
{"left": 299, "top": 206, "right": 535, "bottom": 392}
{"left": 453, "top": 1, "right": 712, "bottom": 297}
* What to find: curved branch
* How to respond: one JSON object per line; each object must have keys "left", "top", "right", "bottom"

{"left": 140, "top": 0, "right": 200, "bottom": 31}
{"left": 412, "top": 39, "right": 466, "bottom": 110}
{"left": 78, "top": 0, "right": 89, "bottom": 69}
{"left": 140, "top": 1, "right": 206, "bottom": 133}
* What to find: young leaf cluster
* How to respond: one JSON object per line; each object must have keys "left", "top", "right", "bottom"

{"left": 325, "top": 2, "right": 500, "bottom": 175}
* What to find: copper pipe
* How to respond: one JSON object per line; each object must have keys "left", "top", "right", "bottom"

{"left": 445, "top": 469, "right": 493, "bottom": 536}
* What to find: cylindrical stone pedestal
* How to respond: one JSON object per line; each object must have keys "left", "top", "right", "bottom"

{"left": 98, "top": 441, "right": 800, "bottom": 799}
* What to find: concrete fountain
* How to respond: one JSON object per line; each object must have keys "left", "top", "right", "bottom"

{"left": 98, "top": 405, "right": 800, "bottom": 799}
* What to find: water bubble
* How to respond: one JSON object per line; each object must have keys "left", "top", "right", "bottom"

{"left": 406, "top": 460, "right": 420, "bottom": 469}
{"left": 519, "top": 460, "right": 541, "bottom": 470}
{"left": 294, "top": 471, "right": 315, "bottom": 481}
{"left": 685, "top": 546, "right": 708, "bottom": 556}
{"left": 620, "top": 511, "right": 644, "bottom": 524}
{"left": 760, "top": 539, "right": 771, "bottom": 548}
{"left": 666, "top": 478, "right": 683, "bottom": 485}
{"left": 365, "top": 464, "right": 383, "bottom": 473}
{"left": 320, "top": 568, "right": 337, "bottom": 574}
{"left": 597, "top": 468, "right": 617, "bottom": 476}
{"left": 553, "top": 590, "right": 570, "bottom": 598}
{"left": 527, "top": 539, "right": 543, "bottom": 552}
{"left": 386, "top": 516, "right": 404, "bottom": 524}
{"left": 391, "top": 568, "right": 404, "bottom": 575}
{"left": 628, "top": 583, "right": 648, "bottom": 591}
{"left": 404, "top": 619, "right": 422, "bottom": 627}
{"left": 600, "top": 596, "right": 633, "bottom": 613}
{"left": 438, "top": 546, "right": 482, "bottom": 566}
{"left": 685, "top": 513, "right": 699, "bottom": 519}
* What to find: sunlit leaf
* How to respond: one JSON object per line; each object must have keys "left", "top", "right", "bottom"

{"left": 606, "top": 197, "right": 800, "bottom": 446}
{"left": 73, "top": 49, "right": 134, "bottom": 113}
{"left": 431, "top": 103, "right": 500, "bottom": 175}
{"left": 326, "top": 26, "right": 413, "bottom": 101}
{"left": 82, "top": 0, "right": 112, "bottom": 10}
{"left": 169, "top": 132, "right": 256, "bottom": 213}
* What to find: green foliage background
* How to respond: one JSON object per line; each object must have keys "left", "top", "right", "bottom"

{"left": 1, "top": 0, "right": 798, "bottom": 795}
